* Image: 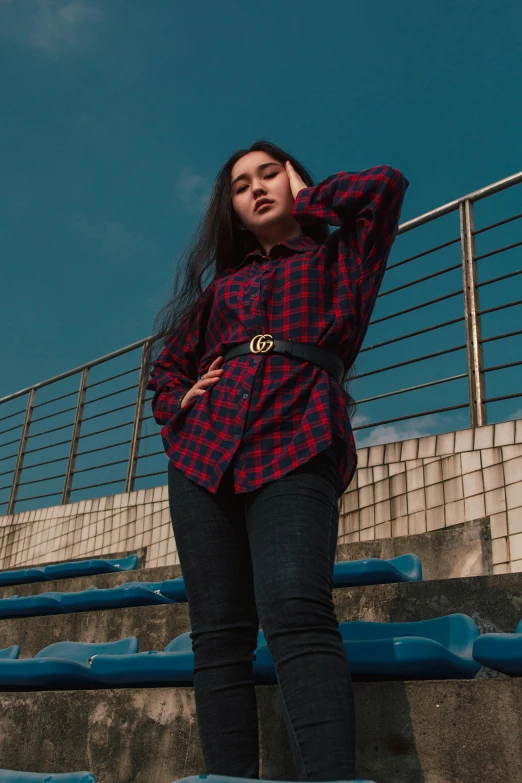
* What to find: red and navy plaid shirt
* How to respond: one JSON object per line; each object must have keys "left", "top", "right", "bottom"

{"left": 147, "top": 164, "right": 409, "bottom": 496}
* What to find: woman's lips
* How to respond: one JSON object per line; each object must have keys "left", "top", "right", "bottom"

{"left": 256, "top": 202, "right": 273, "bottom": 212}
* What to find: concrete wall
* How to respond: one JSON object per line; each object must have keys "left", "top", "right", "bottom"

{"left": 1, "top": 419, "right": 521, "bottom": 574}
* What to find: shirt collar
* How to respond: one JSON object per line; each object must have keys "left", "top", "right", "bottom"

{"left": 217, "top": 233, "right": 319, "bottom": 279}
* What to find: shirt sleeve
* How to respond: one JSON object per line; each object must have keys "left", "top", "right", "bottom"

{"left": 146, "top": 281, "right": 215, "bottom": 426}
{"left": 291, "top": 164, "right": 409, "bottom": 274}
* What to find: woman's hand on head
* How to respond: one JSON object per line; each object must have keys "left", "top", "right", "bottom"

{"left": 285, "top": 160, "right": 308, "bottom": 200}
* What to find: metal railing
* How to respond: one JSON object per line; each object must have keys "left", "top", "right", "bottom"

{"left": 350, "top": 170, "right": 522, "bottom": 436}
{"left": 1, "top": 170, "right": 521, "bottom": 514}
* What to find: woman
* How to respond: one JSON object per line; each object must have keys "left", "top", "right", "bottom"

{"left": 146, "top": 140, "right": 408, "bottom": 781}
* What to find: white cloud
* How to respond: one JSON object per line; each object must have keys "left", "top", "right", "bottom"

{"left": 354, "top": 414, "right": 445, "bottom": 448}
{"left": 1, "top": 0, "right": 103, "bottom": 58}
{"left": 174, "top": 167, "right": 212, "bottom": 215}
{"left": 355, "top": 405, "right": 522, "bottom": 449}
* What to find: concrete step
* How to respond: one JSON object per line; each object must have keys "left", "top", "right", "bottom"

{"left": 0, "top": 572, "right": 520, "bottom": 669}
{"left": 336, "top": 517, "right": 493, "bottom": 580}
{"left": 0, "top": 678, "right": 520, "bottom": 783}
{"left": 0, "top": 518, "right": 492, "bottom": 604}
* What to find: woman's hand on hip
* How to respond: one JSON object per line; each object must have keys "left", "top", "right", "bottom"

{"left": 180, "top": 356, "right": 224, "bottom": 409}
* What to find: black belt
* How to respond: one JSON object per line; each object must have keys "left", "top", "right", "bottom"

{"left": 222, "top": 333, "right": 345, "bottom": 384}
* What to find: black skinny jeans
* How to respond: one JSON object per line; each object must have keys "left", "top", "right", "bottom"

{"left": 167, "top": 437, "right": 356, "bottom": 781}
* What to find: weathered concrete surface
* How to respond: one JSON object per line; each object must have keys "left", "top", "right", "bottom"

{"left": 0, "top": 573, "right": 519, "bottom": 686}
{"left": 335, "top": 572, "right": 522, "bottom": 633}
{"left": 1, "top": 573, "right": 522, "bottom": 663}
{"left": 337, "top": 518, "right": 493, "bottom": 580}
{"left": 0, "top": 679, "right": 520, "bottom": 783}
{"left": 0, "top": 518, "right": 491, "bottom": 603}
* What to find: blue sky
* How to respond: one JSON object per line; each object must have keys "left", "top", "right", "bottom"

{"left": 1, "top": 0, "right": 521, "bottom": 509}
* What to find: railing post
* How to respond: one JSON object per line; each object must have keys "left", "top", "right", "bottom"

{"left": 62, "top": 367, "right": 90, "bottom": 505}
{"left": 125, "top": 340, "right": 151, "bottom": 493}
{"left": 7, "top": 388, "right": 36, "bottom": 516}
{"left": 460, "top": 199, "right": 487, "bottom": 427}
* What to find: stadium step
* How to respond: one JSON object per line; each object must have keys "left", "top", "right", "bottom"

{"left": 0, "top": 678, "right": 519, "bottom": 783}
{"left": 336, "top": 517, "right": 492, "bottom": 580}
{"left": 0, "top": 518, "right": 491, "bottom": 603}
{"left": 0, "top": 516, "right": 515, "bottom": 782}
{"left": 0, "top": 570, "right": 520, "bottom": 661}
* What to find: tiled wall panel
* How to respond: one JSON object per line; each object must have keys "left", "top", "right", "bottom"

{"left": 1, "top": 421, "right": 522, "bottom": 572}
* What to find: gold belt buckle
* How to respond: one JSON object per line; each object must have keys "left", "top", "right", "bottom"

{"left": 249, "top": 333, "right": 274, "bottom": 354}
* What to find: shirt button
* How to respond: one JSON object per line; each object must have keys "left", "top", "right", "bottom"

{"left": 242, "top": 393, "right": 248, "bottom": 400}
{"left": 253, "top": 357, "right": 259, "bottom": 364}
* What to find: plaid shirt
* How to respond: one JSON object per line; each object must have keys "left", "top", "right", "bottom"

{"left": 147, "top": 164, "right": 409, "bottom": 496}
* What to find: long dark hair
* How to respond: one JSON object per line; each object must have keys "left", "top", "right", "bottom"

{"left": 147, "top": 139, "right": 357, "bottom": 418}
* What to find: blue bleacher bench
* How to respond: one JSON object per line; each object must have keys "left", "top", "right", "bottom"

{"left": 88, "top": 613, "right": 480, "bottom": 688}
{"left": 0, "top": 637, "right": 137, "bottom": 690}
{"left": 0, "top": 593, "right": 67, "bottom": 619}
{"left": 0, "top": 555, "right": 138, "bottom": 587}
{"left": 0, "top": 613, "right": 480, "bottom": 689}
{"left": 57, "top": 583, "right": 174, "bottom": 611}
{"left": 0, "top": 555, "right": 422, "bottom": 620}
{"left": 472, "top": 617, "right": 522, "bottom": 676}
{"left": 333, "top": 553, "right": 421, "bottom": 586}
{"left": 254, "top": 614, "right": 481, "bottom": 682}
{"left": 0, "top": 771, "right": 97, "bottom": 782}
{"left": 145, "top": 553, "right": 423, "bottom": 603}
{"left": 0, "top": 583, "right": 175, "bottom": 619}
{"left": 88, "top": 633, "right": 196, "bottom": 686}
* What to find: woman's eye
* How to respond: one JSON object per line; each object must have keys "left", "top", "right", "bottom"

{"left": 236, "top": 171, "right": 277, "bottom": 194}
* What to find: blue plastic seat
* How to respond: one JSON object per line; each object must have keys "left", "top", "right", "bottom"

{"left": 0, "top": 594, "right": 66, "bottom": 620}
{"left": 472, "top": 618, "right": 522, "bottom": 676}
{"left": 333, "top": 553, "right": 422, "bottom": 586}
{"left": 254, "top": 614, "right": 480, "bottom": 683}
{"left": 0, "top": 772, "right": 97, "bottom": 782}
{"left": 171, "top": 776, "right": 376, "bottom": 783}
{"left": 0, "top": 646, "right": 20, "bottom": 659}
{"left": 165, "top": 632, "right": 193, "bottom": 652}
{"left": 88, "top": 629, "right": 268, "bottom": 687}
{"left": 88, "top": 632, "right": 194, "bottom": 686}
{"left": 88, "top": 615, "right": 479, "bottom": 688}
{"left": 0, "top": 637, "right": 137, "bottom": 690}
{"left": 159, "top": 554, "right": 422, "bottom": 603}
{"left": 159, "top": 577, "right": 186, "bottom": 601}
{"left": 43, "top": 554, "right": 139, "bottom": 581}
{"left": 0, "top": 583, "right": 174, "bottom": 620}
{"left": 56, "top": 583, "right": 175, "bottom": 612}
{"left": 0, "top": 556, "right": 139, "bottom": 589}
{"left": 0, "top": 567, "right": 47, "bottom": 588}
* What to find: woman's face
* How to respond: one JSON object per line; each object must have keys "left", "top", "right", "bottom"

{"left": 230, "top": 151, "right": 295, "bottom": 235}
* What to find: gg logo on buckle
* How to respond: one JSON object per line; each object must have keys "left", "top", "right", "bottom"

{"left": 249, "top": 333, "right": 274, "bottom": 354}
